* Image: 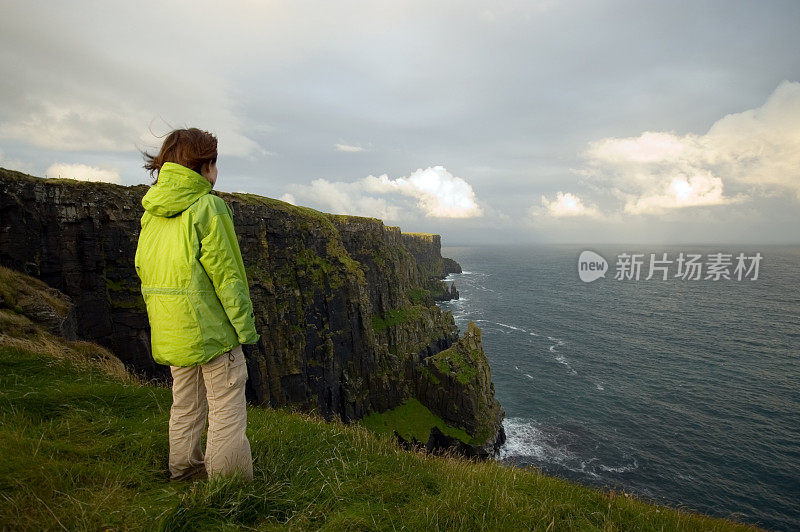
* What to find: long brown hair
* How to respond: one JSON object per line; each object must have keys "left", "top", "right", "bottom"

{"left": 141, "top": 128, "right": 217, "bottom": 184}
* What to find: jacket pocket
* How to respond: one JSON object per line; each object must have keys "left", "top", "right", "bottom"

{"left": 224, "top": 347, "right": 248, "bottom": 388}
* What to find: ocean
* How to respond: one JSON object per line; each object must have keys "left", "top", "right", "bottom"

{"left": 438, "top": 244, "right": 799, "bottom": 531}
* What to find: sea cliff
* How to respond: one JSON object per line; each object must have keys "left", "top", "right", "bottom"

{"left": 0, "top": 167, "right": 504, "bottom": 456}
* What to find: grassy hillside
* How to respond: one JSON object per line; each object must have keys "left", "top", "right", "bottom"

{"left": 0, "top": 343, "right": 759, "bottom": 531}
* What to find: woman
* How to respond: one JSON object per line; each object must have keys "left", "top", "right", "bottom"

{"left": 134, "top": 128, "right": 259, "bottom": 482}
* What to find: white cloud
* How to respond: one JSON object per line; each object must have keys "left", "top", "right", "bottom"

{"left": 534, "top": 191, "right": 602, "bottom": 218}
{"left": 45, "top": 163, "right": 121, "bottom": 184}
{"left": 278, "top": 193, "right": 297, "bottom": 205}
{"left": 622, "top": 171, "right": 743, "bottom": 214}
{"left": 580, "top": 81, "right": 800, "bottom": 214}
{"left": 363, "top": 166, "right": 483, "bottom": 218}
{"left": 283, "top": 165, "right": 482, "bottom": 220}
{"left": 334, "top": 143, "right": 366, "bottom": 152}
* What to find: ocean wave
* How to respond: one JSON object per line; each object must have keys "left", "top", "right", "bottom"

{"left": 512, "top": 365, "right": 535, "bottom": 382}
{"left": 599, "top": 459, "right": 638, "bottom": 473}
{"left": 547, "top": 337, "right": 566, "bottom": 350}
{"left": 474, "top": 319, "right": 527, "bottom": 333}
{"left": 555, "top": 354, "right": 578, "bottom": 376}
{"left": 545, "top": 337, "right": 574, "bottom": 374}
{"left": 498, "top": 417, "right": 573, "bottom": 463}
{"left": 496, "top": 321, "right": 527, "bottom": 332}
{"left": 472, "top": 285, "right": 498, "bottom": 293}
{"left": 547, "top": 338, "right": 565, "bottom": 348}
{"left": 499, "top": 418, "right": 639, "bottom": 478}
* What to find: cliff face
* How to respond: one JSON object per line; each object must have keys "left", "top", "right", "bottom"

{"left": 0, "top": 167, "right": 504, "bottom": 455}
{"left": 416, "top": 321, "right": 505, "bottom": 456}
{"left": 400, "top": 232, "right": 460, "bottom": 302}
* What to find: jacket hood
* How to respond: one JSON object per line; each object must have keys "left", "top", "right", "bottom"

{"left": 141, "top": 162, "right": 212, "bottom": 217}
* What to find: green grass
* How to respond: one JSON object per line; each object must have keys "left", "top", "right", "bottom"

{"left": 406, "top": 287, "right": 433, "bottom": 306}
{"left": 430, "top": 345, "right": 479, "bottom": 386}
{"left": 419, "top": 365, "right": 440, "bottom": 385}
{"left": 0, "top": 345, "right": 759, "bottom": 531}
{"left": 370, "top": 305, "right": 425, "bottom": 333}
{"left": 229, "top": 192, "right": 339, "bottom": 235}
{"left": 360, "top": 397, "right": 473, "bottom": 446}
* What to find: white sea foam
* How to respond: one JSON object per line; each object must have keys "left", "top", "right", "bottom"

{"left": 475, "top": 319, "right": 525, "bottom": 332}
{"left": 547, "top": 338, "right": 565, "bottom": 352}
{"left": 555, "top": 354, "right": 578, "bottom": 376}
{"left": 498, "top": 418, "right": 573, "bottom": 463}
{"left": 499, "top": 418, "right": 591, "bottom": 476}
{"left": 512, "top": 365, "right": 534, "bottom": 381}
{"left": 473, "top": 285, "right": 498, "bottom": 293}
{"left": 599, "top": 459, "right": 638, "bottom": 473}
{"left": 499, "top": 418, "right": 639, "bottom": 478}
{"left": 495, "top": 322, "right": 526, "bottom": 332}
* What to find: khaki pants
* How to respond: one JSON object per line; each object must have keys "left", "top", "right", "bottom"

{"left": 168, "top": 344, "right": 253, "bottom": 481}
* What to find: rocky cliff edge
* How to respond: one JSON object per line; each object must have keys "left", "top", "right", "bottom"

{"left": 0, "top": 167, "right": 505, "bottom": 456}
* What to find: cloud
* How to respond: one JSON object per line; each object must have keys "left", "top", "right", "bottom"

{"left": 45, "top": 163, "right": 121, "bottom": 184}
{"left": 0, "top": 80, "right": 263, "bottom": 158}
{"left": 364, "top": 166, "right": 483, "bottom": 218}
{"left": 0, "top": 4, "right": 263, "bottom": 158}
{"left": 580, "top": 81, "right": 800, "bottom": 214}
{"left": 289, "top": 177, "right": 403, "bottom": 220}
{"left": 0, "top": 148, "right": 34, "bottom": 173}
{"left": 284, "top": 165, "right": 483, "bottom": 220}
{"left": 622, "top": 171, "right": 743, "bottom": 214}
{"left": 278, "top": 193, "right": 297, "bottom": 205}
{"left": 1, "top": 100, "right": 145, "bottom": 152}
{"left": 1, "top": 2, "right": 798, "bottom": 243}
{"left": 334, "top": 143, "right": 366, "bottom": 152}
{"left": 534, "top": 191, "right": 602, "bottom": 218}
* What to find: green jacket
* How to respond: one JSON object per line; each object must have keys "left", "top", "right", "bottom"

{"left": 134, "top": 162, "right": 259, "bottom": 367}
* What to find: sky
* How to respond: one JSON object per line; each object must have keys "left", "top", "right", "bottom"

{"left": 1, "top": 0, "right": 798, "bottom": 245}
